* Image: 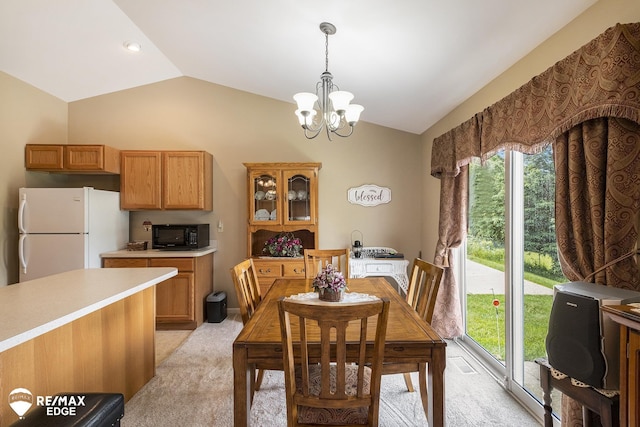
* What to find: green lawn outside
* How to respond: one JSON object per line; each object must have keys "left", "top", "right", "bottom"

{"left": 466, "top": 294, "right": 553, "bottom": 361}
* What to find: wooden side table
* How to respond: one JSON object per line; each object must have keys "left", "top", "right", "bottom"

{"left": 535, "top": 358, "right": 619, "bottom": 427}
{"left": 349, "top": 257, "right": 409, "bottom": 294}
{"left": 602, "top": 305, "right": 640, "bottom": 427}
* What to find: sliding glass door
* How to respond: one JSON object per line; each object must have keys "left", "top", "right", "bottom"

{"left": 462, "top": 147, "right": 562, "bottom": 420}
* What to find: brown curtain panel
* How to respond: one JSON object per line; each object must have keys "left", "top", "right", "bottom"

{"left": 554, "top": 117, "right": 640, "bottom": 288}
{"left": 554, "top": 117, "right": 640, "bottom": 425}
{"left": 431, "top": 167, "right": 468, "bottom": 338}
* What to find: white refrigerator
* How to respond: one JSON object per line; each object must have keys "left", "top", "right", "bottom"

{"left": 18, "top": 187, "right": 129, "bottom": 282}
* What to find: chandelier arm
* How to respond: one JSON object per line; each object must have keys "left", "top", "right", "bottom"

{"left": 303, "top": 126, "right": 323, "bottom": 140}
{"left": 325, "top": 125, "right": 334, "bottom": 141}
{"left": 330, "top": 125, "right": 355, "bottom": 138}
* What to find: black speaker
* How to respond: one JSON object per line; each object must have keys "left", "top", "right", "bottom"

{"left": 545, "top": 290, "right": 606, "bottom": 387}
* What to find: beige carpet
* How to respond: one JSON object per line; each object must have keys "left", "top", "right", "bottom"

{"left": 123, "top": 313, "right": 540, "bottom": 426}
{"left": 155, "top": 330, "right": 191, "bottom": 366}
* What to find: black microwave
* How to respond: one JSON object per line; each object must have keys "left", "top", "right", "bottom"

{"left": 152, "top": 224, "right": 210, "bottom": 250}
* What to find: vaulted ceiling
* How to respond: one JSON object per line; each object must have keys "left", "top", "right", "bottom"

{"left": 0, "top": 0, "right": 597, "bottom": 134}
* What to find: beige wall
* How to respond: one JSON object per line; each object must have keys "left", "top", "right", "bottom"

{"left": 420, "top": 0, "right": 640, "bottom": 260}
{"left": 0, "top": 71, "right": 69, "bottom": 286}
{"left": 66, "top": 77, "right": 422, "bottom": 307}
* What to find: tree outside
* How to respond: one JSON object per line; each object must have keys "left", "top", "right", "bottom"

{"left": 467, "top": 147, "right": 563, "bottom": 362}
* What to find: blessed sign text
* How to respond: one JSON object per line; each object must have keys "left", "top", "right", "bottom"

{"left": 347, "top": 184, "right": 391, "bottom": 207}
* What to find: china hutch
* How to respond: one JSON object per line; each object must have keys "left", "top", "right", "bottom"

{"left": 244, "top": 162, "right": 321, "bottom": 294}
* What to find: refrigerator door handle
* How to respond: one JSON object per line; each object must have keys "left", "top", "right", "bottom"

{"left": 18, "top": 193, "right": 27, "bottom": 234}
{"left": 19, "top": 234, "right": 27, "bottom": 274}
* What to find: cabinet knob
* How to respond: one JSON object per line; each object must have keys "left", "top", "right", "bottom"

{"left": 259, "top": 268, "right": 271, "bottom": 274}
{"left": 293, "top": 268, "right": 304, "bottom": 274}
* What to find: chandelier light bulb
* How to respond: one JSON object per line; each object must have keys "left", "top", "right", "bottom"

{"left": 293, "top": 93, "right": 318, "bottom": 113}
{"left": 295, "top": 109, "right": 316, "bottom": 127}
{"left": 345, "top": 104, "right": 364, "bottom": 124}
{"left": 328, "top": 91, "right": 354, "bottom": 113}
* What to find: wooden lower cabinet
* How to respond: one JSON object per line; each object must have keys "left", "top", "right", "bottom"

{"left": 0, "top": 287, "right": 155, "bottom": 426}
{"left": 253, "top": 258, "right": 305, "bottom": 295}
{"left": 103, "top": 254, "right": 213, "bottom": 329}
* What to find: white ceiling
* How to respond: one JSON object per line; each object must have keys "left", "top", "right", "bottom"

{"left": 0, "top": 0, "right": 597, "bottom": 135}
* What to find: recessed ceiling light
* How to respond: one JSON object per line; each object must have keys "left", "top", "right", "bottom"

{"left": 123, "top": 41, "right": 141, "bottom": 52}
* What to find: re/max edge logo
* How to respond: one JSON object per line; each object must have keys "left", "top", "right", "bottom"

{"left": 8, "top": 388, "right": 87, "bottom": 419}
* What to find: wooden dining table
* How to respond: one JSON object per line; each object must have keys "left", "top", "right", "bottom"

{"left": 232, "top": 276, "right": 447, "bottom": 426}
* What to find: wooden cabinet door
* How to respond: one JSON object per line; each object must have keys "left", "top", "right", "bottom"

{"left": 155, "top": 272, "right": 194, "bottom": 322}
{"left": 162, "top": 151, "right": 213, "bottom": 210}
{"left": 120, "top": 151, "right": 163, "bottom": 210}
{"left": 25, "top": 145, "right": 64, "bottom": 170}
{"left": 64, "top": 145, "right": 120, "bottom": 173}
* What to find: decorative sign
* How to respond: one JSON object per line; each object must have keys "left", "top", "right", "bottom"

{"left": 347, "top": 184, "right": 391, "bottom": 207}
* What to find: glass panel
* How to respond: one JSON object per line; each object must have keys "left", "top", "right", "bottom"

{"left": 253, "top": 173, "right": 277, "bottom": 222}
{"left": 466, "top": 153, "right": 506, "bottom": 364}
{"left": 519, "top": 147, "right": 561, "bottom": 415}
{"left": 287, "top": 174, "right": 311, "bottom": 221}
{"left": 464, "top": 147, "right": 562, "bottom": 420}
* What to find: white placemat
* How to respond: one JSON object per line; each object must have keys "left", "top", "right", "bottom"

{"left": 286, "top": 291, "right": 379, "bottom": 303}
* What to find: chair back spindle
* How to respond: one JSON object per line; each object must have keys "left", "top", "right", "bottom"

{"left": 303, "top": 248, "right": 350, "bottom": 279}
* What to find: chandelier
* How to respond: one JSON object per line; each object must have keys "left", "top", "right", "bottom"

{"left": 294, "top": 22, "right": 364, "bottom": 140}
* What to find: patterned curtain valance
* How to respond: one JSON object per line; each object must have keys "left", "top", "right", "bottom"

{"left": 431, "top": 22, "right": 640, "bottom": 178}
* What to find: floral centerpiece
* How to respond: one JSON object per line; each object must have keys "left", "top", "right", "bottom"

{"left": 312, "top": 264, "right": 347, "bottom": 302}
{"left": 262, "top": 233, "right": 303, "bottom": 257}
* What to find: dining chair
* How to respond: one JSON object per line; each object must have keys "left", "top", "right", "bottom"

{"left": 277, "top": 296, "right": 390, "bottom": 427}
{"left": 230, "top": 258, "right": 262, "bottom": 324}
{"left": 382, "top": 258, "right": 444, "bottom": 403}
{"left": 303, "top": 248, "right": 350, "bottom": 279}
{"left": 230, "top": 258, "right": 266, "bottom": 395}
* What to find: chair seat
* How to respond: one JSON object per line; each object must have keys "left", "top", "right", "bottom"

{"left": 296, "top": 364, "right": 372, "bottom": 425}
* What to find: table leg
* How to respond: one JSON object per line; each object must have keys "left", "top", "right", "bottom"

{"left": 418, "top": 363, "right": 429, "bottom": 419}
{"left": 233, "top": 345, "right": 252, "bottom": 427}
{"left": 428, "top": 347, "right": 446, "bottom": 427}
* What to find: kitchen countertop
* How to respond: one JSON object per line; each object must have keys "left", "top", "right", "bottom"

{"left": 101, "top": 245, "right": 217, "bottom": 258}
{"left": 0, "top": 267, "right": 177, "bottom": 353}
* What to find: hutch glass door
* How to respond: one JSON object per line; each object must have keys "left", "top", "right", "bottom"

{"left": 250, "top": 171, "right": 278, "bottom": 224}
{"left": 283, "top": 169, "right": 316, "bottom": 225}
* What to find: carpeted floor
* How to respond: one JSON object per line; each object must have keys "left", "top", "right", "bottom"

{"left": 123, "top": 313, "right": 541, "bottom": 426}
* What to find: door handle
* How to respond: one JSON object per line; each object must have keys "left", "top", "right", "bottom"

{"left": 18, "top": 234, "right": 27, "bottom": 274}
{"left": 18, "top": 194, "right": 27, "bottom": 234}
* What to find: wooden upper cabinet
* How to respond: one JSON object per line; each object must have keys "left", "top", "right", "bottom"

{"left": 25, "top": 145, "right": 63, "bottom": 170}
{"left": 163, "top": 151, "right": 213, "bottom": 210}
{"left": 25, "top": 144, "right": 120, "bottom": 174}
{"left": 120, "top": 150, "right": 213, "bottom": 211}
{"left": 120, "top": 151, "right": 163, "bottom": 210}
{"left": 245, "top": 163, "right": 320, "bottom": 226}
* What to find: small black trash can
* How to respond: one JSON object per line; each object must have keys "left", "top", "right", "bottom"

{"left": 207, "top": 291, "right": 227, "bottom": 323}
